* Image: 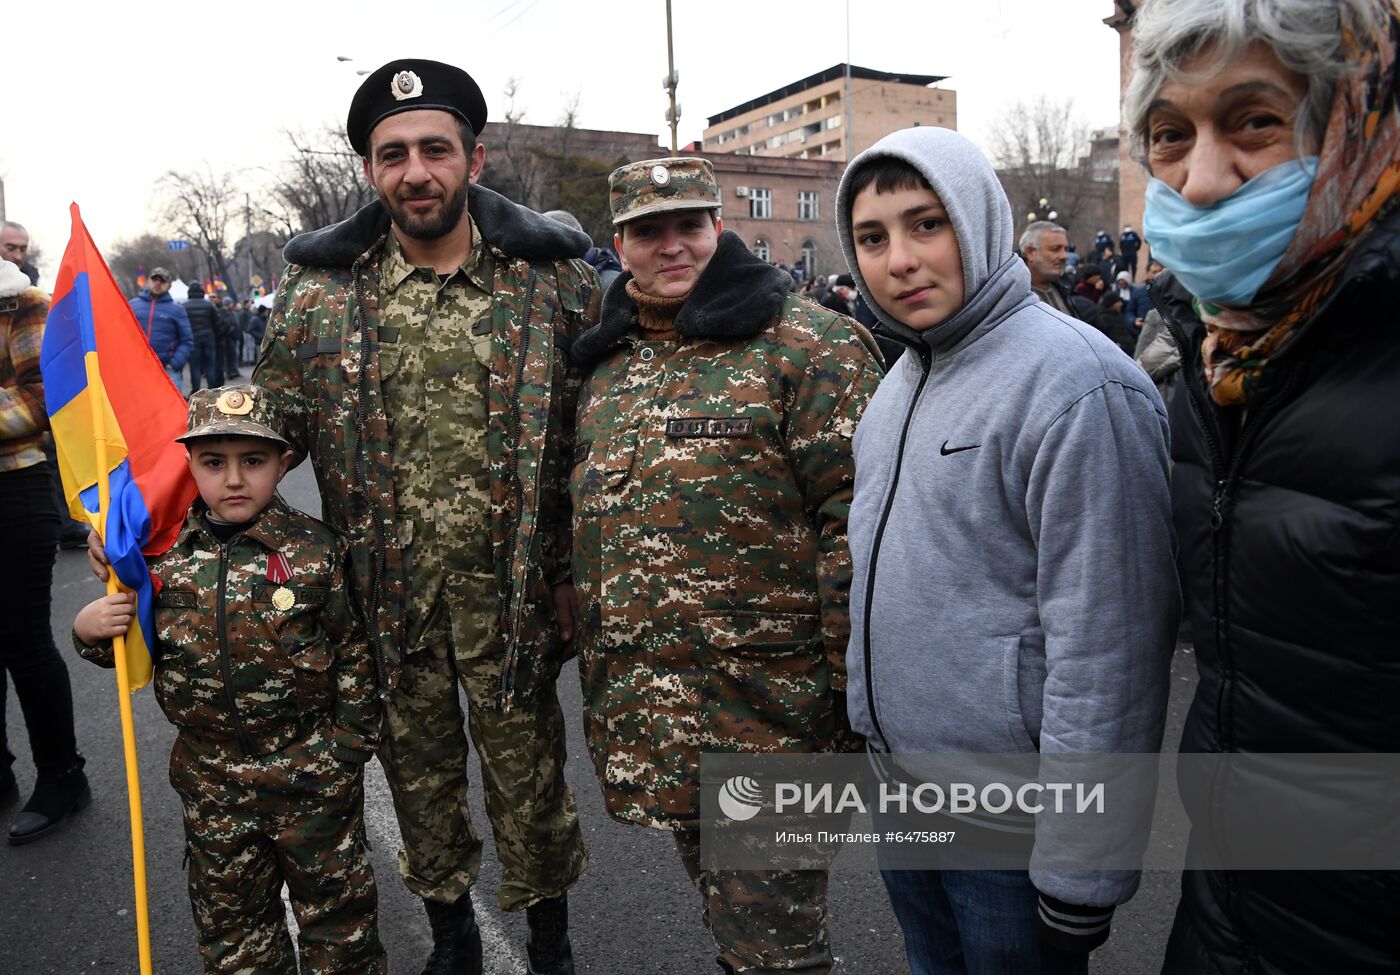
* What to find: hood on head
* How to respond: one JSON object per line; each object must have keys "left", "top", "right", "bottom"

{"left": 835, "top": 126, "right": 1023, "bottom": 350}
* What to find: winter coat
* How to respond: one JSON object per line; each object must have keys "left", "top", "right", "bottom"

{"left": 1094, "top": 293, "right": 1137, "bottom": 356}
{"left": 567, "top": 231, "right": 881, "bottom": 828}
{"left": 1153, "top": 206, "right": 1400, "bottom": 972}
{"left": 1, "top": 260, "right": 49, "bottom": 473}
{"left": 1119, "top": 230, "right": 1142, "bottom": 258}
{"left": 183, "top": 295, "right": 219, "bottom": 341}
{"left": 129, "top": 288, "right": 193, "bottom": 369}
{"left": 255, "top": 190, "right": 600, "bottom": 706}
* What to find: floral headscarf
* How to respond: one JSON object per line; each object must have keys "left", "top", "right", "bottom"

{"left": 1199, "top": 0, "right": 1400, "bottom": 406}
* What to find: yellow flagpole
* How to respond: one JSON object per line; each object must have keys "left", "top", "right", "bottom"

{"left": 84, "top": 351, "right": 154, "bottom": 975}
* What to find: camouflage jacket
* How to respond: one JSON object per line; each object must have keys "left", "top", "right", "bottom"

{"left": 255, "top": 190, "right": 600, "bottom": 708}
{"left": 76, "top": 495, "right": 378, "bottom": 762}
{"left": 569, "top": 231, "right": 882, "bottom": 828}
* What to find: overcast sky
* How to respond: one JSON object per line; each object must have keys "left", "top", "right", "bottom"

{"left": 4, "top": 0, "right": 1123, "bottom": 287}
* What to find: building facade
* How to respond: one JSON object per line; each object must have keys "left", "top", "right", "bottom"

{"left": 697, "top": 152, "right": 847, "bottom": 280}
{"left": 702, "top": 64, "right": 957, "bottom": 164}
{"left": 1107, "top": 0, "right": 1151, "bottom": 278}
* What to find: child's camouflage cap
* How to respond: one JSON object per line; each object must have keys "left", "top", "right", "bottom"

{"left": 177, "top": 384, "right": 290, "bottom": 447}
{"left": 609, "top": 156, "right": 721, "bottom": 225}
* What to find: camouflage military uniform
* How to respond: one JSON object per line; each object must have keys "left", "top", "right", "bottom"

{"left": 254, "top": 189, "right": 598, "bottom": 910}
{"left": 569, "top": 157, "right": 882, "bottom": 975}
{"left": 77, "top": 492, "right": 384, "bottom": 974}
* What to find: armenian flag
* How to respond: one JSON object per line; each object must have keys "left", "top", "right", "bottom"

{"left": 40, "top": 204, "right": 195, "bottom": 692}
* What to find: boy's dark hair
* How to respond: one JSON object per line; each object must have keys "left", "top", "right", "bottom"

{"left": 844, "top": 157, "right": 932, "bottom": 216}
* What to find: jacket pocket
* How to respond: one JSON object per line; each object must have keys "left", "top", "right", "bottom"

{"left": 285, "top": 629, "right": 336, "bottom": 716}
{"left": 698, "top": 610, "right": 831, "bottom": 752}
{"left": 153, "top": 592, "right": 199, "bottom": 723}
{"left": 1001, "top": 634, "right": 1045, "bottom": 752}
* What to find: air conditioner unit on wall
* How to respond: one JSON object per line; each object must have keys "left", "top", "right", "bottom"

{"left": 735, "top": 186, "right": 750, "bottom": 197}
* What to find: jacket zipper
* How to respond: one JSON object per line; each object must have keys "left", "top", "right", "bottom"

{"left": 216, "top": 540, "right": 252, "bottom": 755}
{"left": 1152, "top": 281, "right": 1307, "bottom": 962}
{"left": 352, "top": 262, "right": 388, "bottom": 695}
{"left": 497, "top": 269, "right": 537, "bottom": 709}
{"left": 861, "top": 344, "right": 933, "bottom": 751}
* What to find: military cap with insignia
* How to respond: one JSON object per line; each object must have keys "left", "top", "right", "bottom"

{"left": 346, "top": 58, "right": 489, "bottom": 156}
{"left": 609, "top": 157, "right": 721, "bottom": 225}
{"left": 177, "top": 383, "right": 290, "bottom": 447}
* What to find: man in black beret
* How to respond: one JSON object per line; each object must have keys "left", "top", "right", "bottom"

{"left": 252, "top": 57, "right": 598, "bottom": 975}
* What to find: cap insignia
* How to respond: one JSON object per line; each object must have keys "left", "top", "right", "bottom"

{"left": 216, "top": 390, "right": 254, "bottom": 416}
{"left": 650, "top": 165, "right": 671, "bottom": 187}
{"left": 391, "top": 70, "right": 423, "bottom": 101}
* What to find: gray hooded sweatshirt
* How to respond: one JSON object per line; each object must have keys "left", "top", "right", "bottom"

{"left": 835, "top": 127, "right": 1179, "bottom": 909}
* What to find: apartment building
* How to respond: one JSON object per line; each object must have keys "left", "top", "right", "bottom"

{"left": 702, "top": 63, "right": 957, "bottom": 163}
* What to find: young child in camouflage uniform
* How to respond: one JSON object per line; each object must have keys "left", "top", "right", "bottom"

{"left": 73, "top": 383, "right": 385, "bottom": 975}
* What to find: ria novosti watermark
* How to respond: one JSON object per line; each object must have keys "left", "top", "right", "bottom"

{"left": 700, "top": 752, "right": 1400, "bottom": 872}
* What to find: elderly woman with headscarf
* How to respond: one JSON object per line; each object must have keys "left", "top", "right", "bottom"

{"left": 1127, "top": 0, "right": 1400, "bottom": 970}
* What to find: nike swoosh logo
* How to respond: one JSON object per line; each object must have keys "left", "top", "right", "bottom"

{"left": 940, "top": 441, "right": 981, "bottom": 456}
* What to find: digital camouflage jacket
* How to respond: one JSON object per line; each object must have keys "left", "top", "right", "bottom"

{"left": 569, "top": 231, "right": 882, "bottom": 828}
{"left": 76, "top": 495, "right": 378, "bottom": 762}
{"left": 255, "top": 190, "right": 600, "bottom": 708}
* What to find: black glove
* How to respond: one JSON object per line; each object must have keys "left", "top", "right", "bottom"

{"left": 1035, "top": 891, "right": 1114, "bottom": 953}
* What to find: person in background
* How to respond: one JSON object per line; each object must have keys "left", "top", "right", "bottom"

{"left": 1095, "top": 288, "right": 1138, "bottom": 356}
{"left": 183, "top": 283, "right": 221, "bottom": 391}
{"left": 0, "top": 254, "right": 88, "bottom": 845}
{"left": 1118, "top": 225, "right": 1143, "bottom": 279}
{"left": 129, "top": 267, "right": 194, "bottom": 392}
{"left": 1074, "top": 263, "right": 1105, "bottom": 303}
{"left": 1126, "top": 0, "right": 1400, "bottom": 970}
{"left": 820, "top": 272, "right": 858, "bottom": 315}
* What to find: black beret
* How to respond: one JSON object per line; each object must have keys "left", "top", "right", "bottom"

{"left": 347, "top": 58, "right": 488, "bottom": 157}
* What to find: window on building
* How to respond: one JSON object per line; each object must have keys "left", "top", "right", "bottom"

{"left": 749, "top": 188, "right": 772, "bottom": 219}
{"left": 826, "top": 115, "right": 842, "bottom": 129}
{"left": 801, "top": 241, "right": 816, "bottom": 278}
{"left": 797, "top": 191, "right": 819, "bottom": 221}
{"left": 752, "top": 238, "right": 770, "bottom": 262}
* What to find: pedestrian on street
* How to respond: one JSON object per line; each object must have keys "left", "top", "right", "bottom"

{"left": 5, "top": 220, "right": 92, "bottom": 549}
{"left": 75, "top": 384, "right": 386, "bottom": 974}
{"left": 819, "top": 272, "right": 857, "bottom": 316}
{"left": 1021, "top": 221, "right": 1095, "bottom": 323}
{"left": 567, "top": 156, "right": 881, "bottom": 974}
{"left": 254, "top": 58, "right": 595, "bottom": 975}
{"left": 128, "top": 266, "right": 194, "bottom": 392}
{"left": 1128, "top": 0, "right": 1400, "bottom": 970}
{"left": 1, "top": 256, "right": 89, "bottom": 845}
{"left": 836, "top": 124, "right": 1177, "bottom": 975}
{"left": 1118, "top": 225, "right": 1142, "bottom": 279}
{"left": 182, "top": 283, "right": 221, "bottom": 391}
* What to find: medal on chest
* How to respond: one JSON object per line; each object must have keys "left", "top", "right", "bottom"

{"left": 268, "top": 552, "right": 295, "bottom": 611}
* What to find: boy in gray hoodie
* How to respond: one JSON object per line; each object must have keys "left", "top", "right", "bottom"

{"left": 836, "top": 127, "right": 1178, "bottom": 971}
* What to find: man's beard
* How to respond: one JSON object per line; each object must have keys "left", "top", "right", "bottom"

{"left": 382, "top": 180, "right": 469, "bottom": 241}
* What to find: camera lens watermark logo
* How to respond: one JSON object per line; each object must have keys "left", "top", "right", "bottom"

{"left": 718, "top": 775, "right": 765, "bottom": 821}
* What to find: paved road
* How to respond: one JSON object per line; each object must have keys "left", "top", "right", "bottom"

{"left": 1, "top": 461, "right": 1195, "bottom": 973}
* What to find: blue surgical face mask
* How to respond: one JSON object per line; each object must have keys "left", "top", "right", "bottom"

{"left": 1142, "top": 157, "right": 1318, "bottom": 307}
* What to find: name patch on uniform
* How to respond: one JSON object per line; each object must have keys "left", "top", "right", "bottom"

{"left": 573, "top": 441, "right": 590, "bottom": 467}
{"left": 665, "top": 417, "right": 754, "bottom": 439}
{"left": 155, "top": 590, "right": 197, "bottom": 609}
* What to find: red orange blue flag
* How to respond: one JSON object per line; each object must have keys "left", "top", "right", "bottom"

{"left": 40, "top": 204, "right": 196, "bottom": 692}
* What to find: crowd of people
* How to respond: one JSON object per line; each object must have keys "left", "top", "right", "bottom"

{"left": 3, "top": 0, "right": 1398, "bottom": 973}
{"left": 127, "top": 270, "right": 270, "bottom": 396}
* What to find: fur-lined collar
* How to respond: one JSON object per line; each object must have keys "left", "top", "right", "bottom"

{"left": 0, "top": 260, "right": 31, "bottom": 299}
{"left": 282, "top": 184, "right": 591, "bottom": 268}
{"left": 572, "top": 230, "right": 791, "bottom": 369}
